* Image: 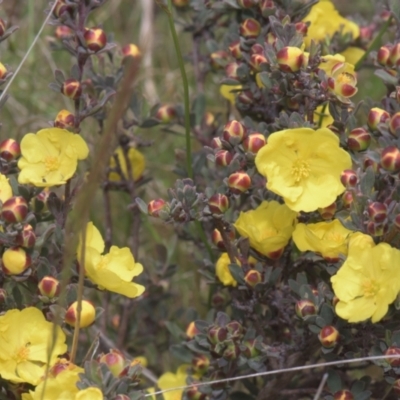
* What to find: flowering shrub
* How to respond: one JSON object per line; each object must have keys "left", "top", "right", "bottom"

{"left": 1, "top": 0, "right": 400, "bottom": 399}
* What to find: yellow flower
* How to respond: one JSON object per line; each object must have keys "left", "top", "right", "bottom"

{"left": 234, "top": 200, "right": 297, "bottom": 257}
{"left": 219, "top": 84, "right": 242, "bottom": 105}
{"left": 340, "top": 46, "right": 365, "bottom": 66}
{"left": 292, "top": 219, "right": 353, "bottom": 261}
{"left": 331, "top": 236, "right": 400, "bottom": 323}
{"left": 0, "top": 173, "right": 12, "bottom": 203}
{"left": 157, "top": 365, "right": 188, "bottom": 400}
{"left": 216, "top": 253, "right": 240, "bottom": 287}
{"left": 78, "top": 222, "right": 145, "bottom": 298}
{"left": 255, "top": 128, "right": 352, "bottom": 212}
{"left": 314, "top": 105, "right": 333, "bottom": 128}
{"left": 18, "top": 128, "right": 89, "bottom": 187}
{"left": 109, "top": 147, "right": 145, "bottom": 182}
{"left": 0, "top": 307, "right": 67, "bottom": 385}
{"left": 302, "top": 0, "right": 360, "bottom": 48}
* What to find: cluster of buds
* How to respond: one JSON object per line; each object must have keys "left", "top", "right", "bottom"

{"left": 366, "top": 201, "right": 388, "bottom": 237}
{"left": 377, "top": 43, "right": 400, "bottom": 68}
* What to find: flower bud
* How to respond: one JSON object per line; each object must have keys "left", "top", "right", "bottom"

{"left": 211, "top": 228, "right": 235, "bottom": 249}
{"left": 242, "top": 338, "right": 260, "bottom": 358}
{"left": 366, "top": 221, "right": 387, "bottom": 237}
{"left": 32, "top": 189, "right": 50, "bottom": 213}
{"left": 318, "top": 325, "right": 339, "bottom": 348}
{"left": 390, "top": 43, "right": 400, "bottom": 66}
{"left": 16, "top": 224, "right": 36, "bottom": 248}
{"left": 185, "top": 386, "right": 207, "bottom": 400}
{"left": 249, "top": 54, "right": 268, "bottom": 72}
{"left": 192, "top": 354, "right": 210, "bottom": 375}
{"left": 265, "top": 32, "right": 277, "bottom": 46}
{"left": 208, "top": 193, "right": 229, "bottom": 214}
{"left": 84, "top": 27, "right": 107, "bottom": 52}
{"left": 186, "top": 321, "right": 200, "bottom": 339}
{"left": 61, "top": 78, "right": 82, "bottom": 100}
{"left": 239, "top": 18, "right": 261, "bottom": 39}
{"left": 237, "top": 0, "right": 256, "bottom": 7}
{"left": 210, "top": 50, "right": 228, "bottom": 69}
{"left": 228, "top": 171, "right": 251, "bottom": 194}
{"left": 226, "top": 320, "right": 243, "bottom": 338}
{"left": 342, "top": 191, "right": 353, "bottom": 209}
{"left": 173, "top": 0, "right": 189, "bottom": 6}
{"left": 1, "top": 196, "right": 28, "bottom": 223}
{"left": 0, "top": 62, "right": 7, "bottom": 80}
{"left": 377, "top": 45, "right": 392, "bottom": 66}
{"left": 53, "top": 0, "right": 73, "bottom": 18}
{"left": 367, "top": 202, "right": 387, "bottom": 223}
{"left": 215, "top": 150, "right": 233, "bottom": 167}
{"left": 389, "top": 112, "right": 400, "bottom": 135}
{"left": 381, "top": 146, "right": 400, "bottom": 172}
{"left": 54, "top": 109, "right": 75, "bottom": 128}
{"left": 223, "top": 340, "right": 240, "bottom": 360}
{"left": 393, "top": 379, "right": 400, "bottom": 395}
{"left": 363, "top": 157, "right": 379, "bottom": 172}
{"left": 228, "top": 40, "right": 242, "bottom": 59}
{"left": 276, "top": 46, "right": 304, "bottom": 73}
{"left": 385, "top": 346, "right": 400, "bottom": 367}
{"left": 0, "top": 138, "right": 21, "bottom": 161}
{"left": 148, "top": 199, "right": 167, "bottom": 218}
{"left": 99, "top": 349, "right": 125, "bottom": 377}
{"left": 2, "top": 247, "right": 31, "bottom": 275}
{"left": 347, "top": 128, "right": 371, "bottom": 151}
{"left": 318, "top": 202, "right": 337, "bottom": 220}
{"left": 340, "top": 169, "right": 358, "bottom": 187}
{"left": 367, "top": 107, "right": 390, "bottom": 130}
{"left": 207, "top": 326, "right": 227, "bottom": 344}
{"left": 244, "top": 269, "right": 262, "bottom": 287}
{"left": 243, "top": 133, "right": 266, "bottom": 153}
{"left": 155, "top": 104, "right": 176, "bottom": 123}
{"left": 295, "top": 299, "right": 317, "bottom": 319}
{"left": 212, "top": 292, "right": 226, "bottom": 308}
{"left": 225, "top": 62, "right": 240, "bottom": 80}
{"left": 223, "top": 120, "right": 246, "bottom": 143}
{"left": 237, "top": 90, "right": 254, "bottom": 105}
{"left": 38, "top": 276, "right": 61, "bottom": 298}
{"left": 55, "top": 25, "right": 73, "bottom": 40}
{"left": 333, "top": 390, "right": 354, "bottom": 400}
{"left": 251, "top": 43, "right": 264, "bottom": 55}
{"left": 0, "top": 19, "right": 5, "bottom": 37}
{"left": 121, "top": 43, "right": 141, "bottom": 59}
{"left": 259, "top": 0, "right": 276, "bottom": 17}
{"left": 266, "top": 247, "right": 284, "bottom": 260}
{"left": 210, "top": 137, "right": 223, "bottom": 149}
{"left": 295, "top": 22, "right": 308, "bottom": 36}
{"left": 65, "top": 300, "right": 96, "bottom": 328}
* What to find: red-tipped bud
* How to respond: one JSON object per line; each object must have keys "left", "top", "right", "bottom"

{"left": 295, "top": 22, "right": 308, "bottom": 35}
{"left": 385, "top": 346, "right": 400, "bottom": 367}
{"left": 295, "top": 299, "right": 317, "bottom": 319}
{"left": 207, "top": 326, "right": 227, "bottom": 344}
{"left": 259, "top": 0, "right": 276, "bottom": 17}
{"left": 347, "top": 127, "right": 371, "bottom": 151}
{"left": 244, "top": 269, "right": 262, "bottom": 287}
{"left": 2, "top": 247, "right": 31, "bottom": 275}
{"left": 223, "top": 340, "right": 241, "bottom": 360}
{"left": 276, "top": 47, "right": 304, "bottom": 73}
{"left": 192, "top": 354, "right": 210, "bottom": 375}
{"left": 228, "top": 40, "right": 242, "bottom": 59}
{"left": 185, "top": 386, "right": 207, "bottom": 400}
{"left": 243, "top": 133, "right": 266, "bottom": 153}
{"left": 53, "top": 1, "right": 74, "bottom": 18}
{"left": 148, "top": 199, "right": 167, "bottom": 218}
{"left": 265, "top": 32, "right": 277, "bottom": 46}
{"left": 54, "top": 109, "right": 75, "bottom": 128}
{"left": 237, "top": 90, "right": 254, "bottom": 105}
{"left": 84, "top": 28, "right": 107, "bottom": 52}
{"left": 333, "top": 390, "right": 354, "bottom": 400}
{"left": 215, "top": 150, "right": 233, "bottom": 167}
{"left": 61, "top": 78, "right": 82, "bottom": 100}
{"left": 367, "top": 107, "right": 390, "bottom": 130}
{"left": 186, "top": 321, "right": 200, "bottom": 339}
{"left": 16, "top": 224, "right": 36, "bottom": 248}
{"left": 363, "top": 157, "right": 379, "bottom": 172}
{"left": 55, "top": 25, "right": 73, "bottom": 40}
{"left": 367, "top": 202, "right": 387, "bottom": 223}
{"left": 381, "top": 146, "right": 400, "bottom": 172}
{"left": 1, "top": 196, "right": 28, "bottom": 223}
{"left": 393, "top": 379, "right": 400, "bottom": 395}
{"left": 366, "top": 221, "right": 387, "bottom": 237}
{"left": 239, "top": 18, "right": 261, "bottom": 39}
{"left": 223, "top": 120, "right": 246, "bottom": 143}
{"left": 210, "top": 50, "right": 228, "bottom": 70}
{"left": 251, "top": 43, "right": 264, "bottom": 55}
{"left": 340, "top": 170, "right": 358, "bottom": 187}
{"left": 342, "top": 191, "right": 354, "bottom": 209}
{"left": 208, "top": 193, "right": 229, "bottom": 214}
{"left": 212, "top": 292, "right": 227, "bottom": 308}
{"left": 0, "top": 19, "right": 5, "bottom": 37}
{"left": 237, "top": 0, "right": 256, "bottom": 7}
{"left": 227, "top": 320, "right": 243, "bottom": 338}
{"left": 173, "top": 0, "right": 189, "bottom": 6}
{"left": 65, "top": 300, "right": 96, "bottom": 328}
{"left": 210, "top": 137, "right": 223, "bottom": 149}
{"left": 0, "top": 138, "right": 21, "bottom": 161}
{"left": 99, "top": 349, "right": 125, "bottom": 377}
{"left": 203, "top": 112, "right": 215, "bottom": 128}
{"left": 389, "top": 43, "right": 400, "bottom": 67}
{"left": 155, "top": 104, "right": 176, "bottom": 123}
{"left": 0, "top": 62, "right": 7, "bottom": 80}
{"left": 122, "top": 43, "right": 141, "bottom": 59}
{"left": 389, "top": 112, "right": 400, "bottom": 135}
{"left": 242, "top": 339, "right": 260, "bottom": 358}
{"left": 225, "top": 62, "right": 240, "bottom": 80}
{"left": 38, "top": 276, "right": 61, "bottom": 298}
{"left": 266, "top": 247, "right": 284, "bottom": 259}
{"left": 318, "top": 325, "right": 339, "bottom": 348}
{"left": 211, "top": 228, "right": 235, "bottom": 249}
{"left": 318, "top": 203, "right": 337, "bottom": 220}
{"left": 228, "top": 171, "right": 251, "bottom": 194}
{"left": 249, "top": 54, "right": 268, "bottom": 72}
{"left": 377, "top": 45, "right": 392, "bottom": 66}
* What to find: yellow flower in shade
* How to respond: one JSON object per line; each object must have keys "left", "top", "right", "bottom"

{"left": 292, "top": 219, "right": 353, "bottom": 261}
{"left": 157, "top": 365, "right": 188, "bottom": 400}
{"left": 109, "top": 146, "right": 145, "bottom": 182}
{"left": 302, "top": 0, "right": 360, "bottom": 48}
{"left": 78, "top": 222, "right": 145, "bottom": 298}
{"left": 0, "top": 307, "right": 67, "bottom": 385}
{"left": 255, "top": 128, "right": 352, "bottom": 212}
{"left": 219, "top": 84, "right": 242, "bottom": 105}
{"left": 234, "top": 200, "right": 297, "bottom": 258}
{"left": 340, "top": 47, "right": 365, "bottom": 66}
{"left": 0, "top": 173, "right": 12, "bottom": 203}
{"left": 331, "top": 234, "right": 400, "bottom": 323}
{"left": 18, "top": 128, "right": 89, "bottom": 187}
{"left": 216, "top": 253, "right": 240, "bottom": 287}
{"left": 314, "top": 105, "right": 333, "bottom": 128}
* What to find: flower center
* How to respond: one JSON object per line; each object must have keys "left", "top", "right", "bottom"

{"left": 96, "top": 256, "right": 108, "bottom": 271}
{"left": 15, "top": 343, "right": 30, "bottom": 363}
{"left": 326, "top": 232, "right": 344, "bottom": 243}
{"left": 291, "top": 159, "right": 310, "bottom": 183}
{"left": 336, "top": 72, "right": 355, "bottom": 85}
{"left": 44, "top": 156, "right": 60, "bottom": 172}
{"left": 362, "top": 279, "right": 379, "bottom": 298}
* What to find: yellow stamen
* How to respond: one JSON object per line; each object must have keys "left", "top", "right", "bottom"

{"left": 362, "top": 279, "right": 379, "bottom": 298}
{"left": 291, "top": 159, "right": 310, "bottom": 183}
{"left": 44, "top": 156, "right": 60, "bottom": 172}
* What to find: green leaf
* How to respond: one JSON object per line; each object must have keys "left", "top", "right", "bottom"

{"left": 354, "top": 391, "right": 372, "bottom": 400}
{"left": 228, "top": 263, "right": 245, "bottom": 285}
{"left": 327, "top": 369, "right": 342, "bottom": 393}
{"left": 164, "top": 321, "right": 184, "bottom": 339}
{"left": 389, "top": 0, "right": 400, "bottom": 21}
{"left": 169, "top": 344, "right": 193, "bottom": 363}
{"left": 360, "top": 167, "right": 375, "bottom": 196}
{"left": 193, "top": 93, "right": 206, "bottom": 127}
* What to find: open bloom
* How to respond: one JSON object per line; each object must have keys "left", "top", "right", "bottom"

{"left": 255, "top": 128, "right": 352, "bottom": 212}
{"left": 18, "top": 128, "right": 89, "bottom": 187}
{"left": 234, "top": 200, "right": 297, "bottom": 257}
{"left": 331, "top": 234, "right": 400, "bottom": 323}
{"left": 157, "top": 365, "right": 188, "bottom": 400}
{"left": 0, "top": 307, "right": 67, "bottom": 385}
{"left": 109, "top": 146, "right": 145, "bottom": 182}
{"left": 292, "top": 219, "right": 353, "bottom": 261}
{"left": 302, "top": 0, "right": 360, "bottom": 48}
{"left": 0, "top": 173, "right": 12, "bottom": 203}
{"left": 78, "top": 222, "right": 145, "bottom": 298}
